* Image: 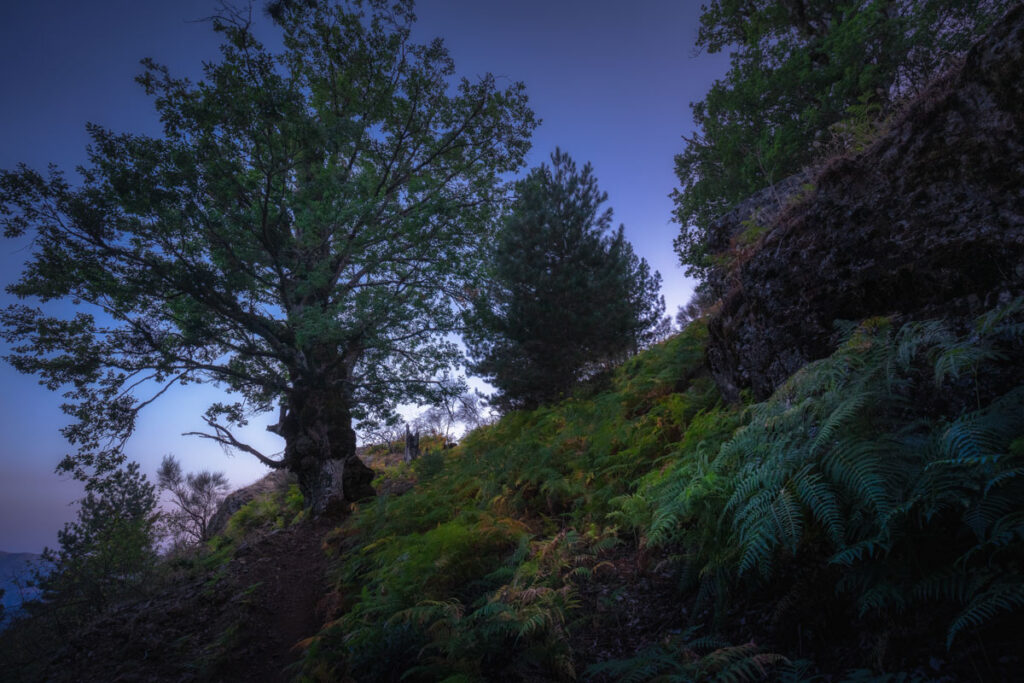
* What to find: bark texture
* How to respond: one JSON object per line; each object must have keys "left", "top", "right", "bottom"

{"left": 279, "top": 378, "right": 375, "bottom": 515}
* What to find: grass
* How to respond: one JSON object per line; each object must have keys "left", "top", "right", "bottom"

{"left": 301, "top": 304, "right": 1024, "bottom": 680}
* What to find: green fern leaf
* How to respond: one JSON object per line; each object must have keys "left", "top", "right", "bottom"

{"left": 794, "top": 467, "right": 846, "bottom": 546}
{"left": 947, "top": 582, "right": 1024, "bottom": 648}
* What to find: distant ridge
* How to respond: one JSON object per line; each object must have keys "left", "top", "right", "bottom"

{"left": 1, "top": 550, "right": 46, "bottom": 627}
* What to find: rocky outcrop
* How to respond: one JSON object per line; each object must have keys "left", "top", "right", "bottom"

{"left": 206, "top": 470, "right": 293, "bottom": 538}
{"left": 703, "top": 170, "right": 811, "bottom": 299}
{"left": 707, "top": 4, "right": 1024, "bottom": 400}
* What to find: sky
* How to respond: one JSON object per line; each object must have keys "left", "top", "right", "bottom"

{"left": 0, "top": 0, "right": 729, "bottom": 553}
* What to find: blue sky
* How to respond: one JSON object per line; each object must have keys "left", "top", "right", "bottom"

{"left": 0, "top": 0, "right": 729, "bottom": 553}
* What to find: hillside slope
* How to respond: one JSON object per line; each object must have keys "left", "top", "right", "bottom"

{"left": 2, "top": 6, "right": 1023, "bottom": 683}
{"left": 296, "top": 308, "right": 1023, "bottom": 680}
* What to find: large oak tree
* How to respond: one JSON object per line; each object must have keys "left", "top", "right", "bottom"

{"left": 0, "top": 0, "right": 536, "bottom": 511}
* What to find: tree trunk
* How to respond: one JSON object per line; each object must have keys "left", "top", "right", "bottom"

{"left": 403, "top": 424, "right": 420, "bottom": 462}
{"left": 279, "top": 383, "right": 375, "bottom": 516}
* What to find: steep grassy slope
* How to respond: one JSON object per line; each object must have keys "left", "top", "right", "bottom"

{"left": 3, "top": 305, "right": 1020, "bottom": 681}
{"left": 300, "top": 303, "right": 1024, "bottom": 681}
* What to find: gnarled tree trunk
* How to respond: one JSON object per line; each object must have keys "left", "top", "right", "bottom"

{"left": 278, "top": 380, "right": 375, "bottom": 516}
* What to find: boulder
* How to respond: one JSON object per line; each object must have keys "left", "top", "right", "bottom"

{"left": 206, "top": 470, "right": 292, "bottom": 538}
{"left": 707, "top": 4, "right": 1024, "bottom": 400}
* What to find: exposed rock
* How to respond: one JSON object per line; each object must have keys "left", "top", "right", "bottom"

{"left": 707, "top": 4, "right": 1024, "bottom": 400}
{"left": 207, "top": 470, "right": 293, "bottom": 538}
{"left": 703, "top": 170, "right": 812, "bottom": 299}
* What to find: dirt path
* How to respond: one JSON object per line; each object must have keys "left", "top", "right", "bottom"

{"left": 226, "top": 518, "right": 333, "bottom": 682}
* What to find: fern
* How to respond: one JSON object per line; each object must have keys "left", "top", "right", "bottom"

{"left": 587, "top": 631, "right": 787, "bottom": 683}
{"left": 829, "top": 536, "right": 891, "bottom": 566}
{"left": 810, "top": 384, "right": 873, "bottom": 455}
{"left": 793, "top": 468, "right": 845, "bottom": 546}
{"left": 947, "top": 582, "right": 1024, "bottom": 648}
{"left": 939, "top": 388, "right": 1024, "bottom": 465}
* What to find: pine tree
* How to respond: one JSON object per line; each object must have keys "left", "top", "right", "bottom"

{"left": 464, "top": 149, "right": 664, "bottom": 410}
{"left": 38, "top": 462, "right": 157, "bottom": 619}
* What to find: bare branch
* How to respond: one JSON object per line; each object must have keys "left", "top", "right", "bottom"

{"left": 184, "top": 415, "right": 284, "bottom": 468}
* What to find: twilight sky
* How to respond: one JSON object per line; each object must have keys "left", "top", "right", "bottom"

{"left": 0, "top": 0, "right": 729, "bottom": 553}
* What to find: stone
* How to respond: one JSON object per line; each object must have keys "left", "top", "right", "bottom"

{"left": 706, "top": 4, "right": 1024, "bottom": 401}
{"left": 206, "top": 470, "right": 292, "bottom": 538}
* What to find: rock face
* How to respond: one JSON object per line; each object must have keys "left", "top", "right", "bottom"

{"left": 707, "top": 4, "right": 1024, "bottom": 400}
{"left": 703, "top": 170, "right": 811, "bottom": 299}
{"left": 206, "top": 470, "right": 293, "bottom": 538}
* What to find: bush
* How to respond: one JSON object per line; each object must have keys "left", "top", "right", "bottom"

{"left": 37, "top": 461, "right": 158, "bottom": 621}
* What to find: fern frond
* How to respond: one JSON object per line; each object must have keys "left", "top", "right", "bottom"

{"left": 700, "top": 642, "right": 787, "bottom": 682}
{"left": 737, "top": 520, "right": 778, "bottom": 577}
{"left": 895, "top": 320, "right": 953, "bottom": 370}
{"left": 830, "top": 536, "right": 891, "bottom": 566}
{"left": 516, "top": 609, "right": 549, "bottom": 638}
{"left": 963, "top": 488, "right": 1021, "bottom": 540}
{"left": 912, "top": 568, "right": 987, "bottom": 604}
{"left": 857, "top": 580, "right": 906, "bottom": 616}
{"left": 794, "top": 467, "right": 846, "bottom": 546}
{"left": 821, "top": 438, "right": 893, "bottom": 519}
{"left": 985, "top": 467, "right": 1024, "bottom": 494}
{"left": 941, "top": 387, "right": 1024, "bottom": 464}
{"left": 975, "top": 296, "right": 1024, "bottom": 337}
{"left": 810, "top": 386, "right": 873, "bottom": 455}
{"left": 585, "top": 649, "right": 678, "bottom": 682}
{"left": 769, "top": 487, "right": 803, "bottom": 552}
{"left": 947, "top": 582, "right": 1024, "bottom": 648}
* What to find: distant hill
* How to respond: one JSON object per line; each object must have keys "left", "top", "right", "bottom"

{"left": 0, "top": 551, "right": 46, "bottom": 627}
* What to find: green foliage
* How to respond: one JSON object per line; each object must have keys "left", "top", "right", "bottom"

{"left": 638, "top": 302, "right": 1024, "bottom": 651}
{"left": 303, "top": 302, "right": 1023, "bottom": 679}
{"left": 36, "top": 461, "right": 158, "bottom": 622}
{"left": 0, "top": 0, "right": 536, "bottom": 504}
{"left": 674, "top": 0, "right": 1011, "bottom": 279}
{"left": 464, "top": 148, "right": 666, "bottom": 411}
{"left": 224, "top": 483, "right": 306, "bottom": 541}
{"left": 587, "top": 628, "right": 787, "bottom": 682}
{"left": 301, "top": 323, "right": 722, "bottom": 679}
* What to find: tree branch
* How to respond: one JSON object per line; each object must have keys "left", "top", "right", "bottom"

{"left": 184, "top": 415, "right": 284, "bottom": 468}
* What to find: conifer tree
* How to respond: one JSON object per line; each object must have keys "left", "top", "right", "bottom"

{"left": 464, "top": 149, "right": 664, "bottom": 411}
{"left": 38, "top": 462, "right": 157, "bottom": 618}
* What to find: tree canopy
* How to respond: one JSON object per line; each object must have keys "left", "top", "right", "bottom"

{"left": 464, "top": 149, "right": 665, "bottom": 411}
{"left": 0, "top": 0, "right": 536, "bottom": 510}
{"left": 673, "top": 0, "right": 1011, "bottom": 282}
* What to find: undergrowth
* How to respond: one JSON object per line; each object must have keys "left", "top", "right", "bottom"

{"left": 300, "top": 302, "right": 1024, "bottom": 681}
